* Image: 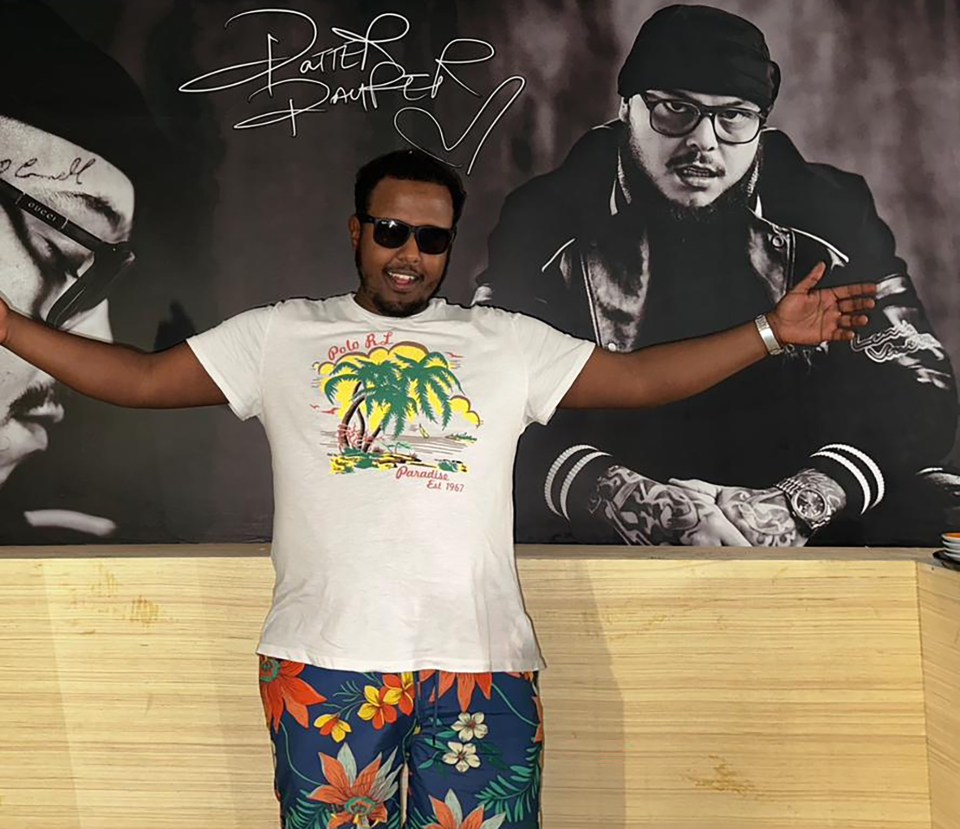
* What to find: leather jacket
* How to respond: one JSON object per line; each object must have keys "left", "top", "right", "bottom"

{"left": 476, "top": 122, "right": 958, "bottom": 545}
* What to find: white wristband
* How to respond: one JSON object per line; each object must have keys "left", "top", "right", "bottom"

{"left": 754, "top": 314, "right": 783, "bottom": 356}
{"left": 558, "top": 451, "right": 611, "bottom": 520}
{"left": 545, "top": 445, "right": 595, "bottom": 517}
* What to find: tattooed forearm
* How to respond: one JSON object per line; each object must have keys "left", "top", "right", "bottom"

{"left": 715, "top": 469, "right": 846, "bottom": 546}
{"left": 715, "top": 486, "right": 800, "bottom": 546}
{"left": 588, "top": 464, "right": 738, "bottom": 545}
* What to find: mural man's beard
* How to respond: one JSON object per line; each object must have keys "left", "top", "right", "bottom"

{"left": 624, "top": 145, "right": 764, "bottom": 228}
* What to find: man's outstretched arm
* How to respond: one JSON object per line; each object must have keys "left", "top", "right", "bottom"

{"left": 560, "top": 263, "right": 875, "bottom": 409}
{"left": 0, "top": 301, "right": 225, "bottom": 409}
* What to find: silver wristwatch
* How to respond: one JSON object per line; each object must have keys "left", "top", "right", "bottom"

{"left": 775, "top": 475, "right": 834, "bottom": 534}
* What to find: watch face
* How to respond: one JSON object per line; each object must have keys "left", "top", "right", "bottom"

{"left": 794, "top": 489, "right": 828, "bottom": 519}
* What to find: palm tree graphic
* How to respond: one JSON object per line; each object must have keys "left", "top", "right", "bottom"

{"left": 322, "top": 348, "right": 465, "bottom": 458}
{"left": 394, "top": 351, "right": 462, "bottom": 429}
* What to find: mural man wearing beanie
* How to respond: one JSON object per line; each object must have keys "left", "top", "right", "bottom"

{"left": 0, "top": 1, "right": 166, "bottom": 539}
{"left": 476, "top": 4, "right": 958, "bottom": 547}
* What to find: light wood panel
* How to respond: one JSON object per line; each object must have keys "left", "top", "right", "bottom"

{"left": 1, "top": 560, "right": 80, "bottom": 829}
{"left": 918, "top": 562, "right": 960, "bottom": 829}
{"left": 42, "top": 557, "right": 275, "bottom": 828}
{"left": 524, "top": 557, "right": 931, "bottom": 829}
{"left": 0, "top": 548, "right": 956, "bottom": 829}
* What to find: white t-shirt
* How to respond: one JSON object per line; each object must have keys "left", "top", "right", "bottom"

{"left": 187, "top": 294, "right": 594, "bottom": 672}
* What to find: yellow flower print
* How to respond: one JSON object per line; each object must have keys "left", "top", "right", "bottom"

{"left": 358, "top": 685, "right": 399, "bottom": 730}
{"left": 314, "top": 713, "right": 352, "bottom": 743}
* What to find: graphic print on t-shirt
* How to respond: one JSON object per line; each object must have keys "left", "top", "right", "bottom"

{"left": 313, "top": 339, "right": 481, "bottom": 475}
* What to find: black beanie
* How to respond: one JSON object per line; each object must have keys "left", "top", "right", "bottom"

{"left": 618, "top": 4, "right": 780, "bottom": 111}
{"left": 0, "top": 0, "right": 166, "bottom": 188}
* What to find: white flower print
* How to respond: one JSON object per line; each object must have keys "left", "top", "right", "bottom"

{"left": 452, "top": 711, "right": 489, "bottom": 741}
{"left": 442, "top": 741, "right": 481, "bottom": 773}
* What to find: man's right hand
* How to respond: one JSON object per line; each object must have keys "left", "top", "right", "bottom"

{"left": 589, "top": 464, "right": 751, "bottom": 546}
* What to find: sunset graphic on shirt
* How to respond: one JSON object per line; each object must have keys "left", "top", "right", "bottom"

{"left": 313, "top": 342, "right": 481, "bottom": 474}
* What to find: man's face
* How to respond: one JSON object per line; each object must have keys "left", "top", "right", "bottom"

{"left": 620, "top": 89, "right": 762, "bottom": 209}
{"left": 0, "top": 116, "right": 133, "bottom": 486}
{"left": 350, "top": 177, "right": 454, "bottom": 317}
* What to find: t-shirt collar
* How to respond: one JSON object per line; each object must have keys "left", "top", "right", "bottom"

{"left": 340, "top": 293, "right": 445, "bottom": 323}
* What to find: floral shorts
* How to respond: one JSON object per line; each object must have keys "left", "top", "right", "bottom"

{"left": 259, "top": 658, "right": 543, "bottom": 829}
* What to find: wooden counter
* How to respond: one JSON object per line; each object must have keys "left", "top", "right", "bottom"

{"left": 1, "top": 546, "right": 957, "bottom": 829}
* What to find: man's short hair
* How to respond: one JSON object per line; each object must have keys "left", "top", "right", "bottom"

{"left": 618, "top": 4, "right": 780, "bottom": 112}
{"left": 355, "top": 150, "right": 467, "bottom": 226}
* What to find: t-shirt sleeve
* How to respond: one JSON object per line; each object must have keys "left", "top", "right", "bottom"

{"left": 510, "top": 311, "right": 595, "bottom": 427}
{"left": 186, "top": 304, "right": 276, "bottom": 420}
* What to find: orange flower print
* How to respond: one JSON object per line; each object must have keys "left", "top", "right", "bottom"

{"left": 425, "top": 790, "right": 505, "bottom": 829}
{"left": 382, "top": 672, "right": 415, "bottom": 715}
{"left": 358, "top": 685, "right": 399, "bottom": 730}
{"left": 259, "top": 657, "right": 326, "bottom": 731}
{"left": 315, "top": 713, "right": 352, "bottom": 743}
{"left": 421, "top": 671, "right": 493, "bottom": 712}
{"left": 507, "top": 671, "right": 536, "bottom": 682}
{"left": 308, "top": 743, "right": 401, "bottom": 828}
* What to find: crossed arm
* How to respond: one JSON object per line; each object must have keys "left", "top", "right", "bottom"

{"left": 585, "top": 465, "right": 846, "bottom": 547}
{"left": 553, "top": 263, "right": 876, "bottom": 545}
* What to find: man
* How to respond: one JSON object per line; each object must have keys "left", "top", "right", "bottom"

{"left": 0, "top": 147, "right": 873, "bottom": 825}
{"left": 475, "top": 4, "right": 958, "bottom": 547}
{"left": 0, "top": 1, "right": 167, "bottom": 540}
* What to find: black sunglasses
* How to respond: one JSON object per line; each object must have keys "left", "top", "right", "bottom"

{"left": 358, "top": 214, "right": 455, "bottom": 255}
{"left": 0, "top": 175, "right": 135, "bottom": 330}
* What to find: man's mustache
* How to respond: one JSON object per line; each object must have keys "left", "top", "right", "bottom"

{"left": 667, "top": 150, "right": 725, "bottom": 176}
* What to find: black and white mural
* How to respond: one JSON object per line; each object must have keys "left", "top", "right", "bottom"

{"left": 1, "top": 0, "right": 958, "bottom": 546}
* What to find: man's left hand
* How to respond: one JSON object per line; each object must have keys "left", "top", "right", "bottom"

{"left": 768, "top": 262, "right": 876, "bottom": 346}
{"left": 670, "top": 478, "right": 806, "bottom": 546}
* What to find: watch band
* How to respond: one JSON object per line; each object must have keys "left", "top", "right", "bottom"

{"left": 775, "top": 475, "right": 832, "bottom": 533}
{"left": 754, "top": 314, "right": 783, "bottom": 356}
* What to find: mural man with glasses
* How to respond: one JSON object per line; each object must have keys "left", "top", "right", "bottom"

{"left": 0, "top": 1, "right": 159, "bottom": 538}
{"left": 475, "top": 4, "right": 958, "bottom": 547}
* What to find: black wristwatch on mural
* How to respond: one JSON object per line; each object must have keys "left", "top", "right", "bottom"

{"left": 775, "top": 474, "right": 835, "bottom": 534}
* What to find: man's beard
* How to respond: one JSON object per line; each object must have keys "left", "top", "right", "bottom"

{"left": 354, "top": 249, "right": 449, "bottom": 317}
{"left": 625, "top": 144, "right": 763, "bottom": 227}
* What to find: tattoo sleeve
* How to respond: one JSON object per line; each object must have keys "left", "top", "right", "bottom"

{"left": 718, "top": 469, "right": 846, "bottom": 546}
{"left": 588, "top": 464, "right": 716, "bottom": 545}
{"left": 715, "top": 486, "right": 801, "bottom": 546}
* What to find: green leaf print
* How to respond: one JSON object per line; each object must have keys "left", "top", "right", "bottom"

{"left": 322, "top": 678, "right": 374, "bottom": 720}
{"left": 384, "top": 809, "right": 403, "bottom": 829}
{"left": 408, "top": 805, "right": 433, "bottom": 829}
{"left": 473, "top": 738, "right": 508, "bottom": 771}
{"left": 285, "top": 795, "right": 331, "bottom": 829}
{"left": 475, "top": 744, "right": 542, "bottom": 823}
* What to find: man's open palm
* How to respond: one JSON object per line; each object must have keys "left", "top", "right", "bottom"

{"left": 769, "top": 263, "right": 877, "bottom": 346}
